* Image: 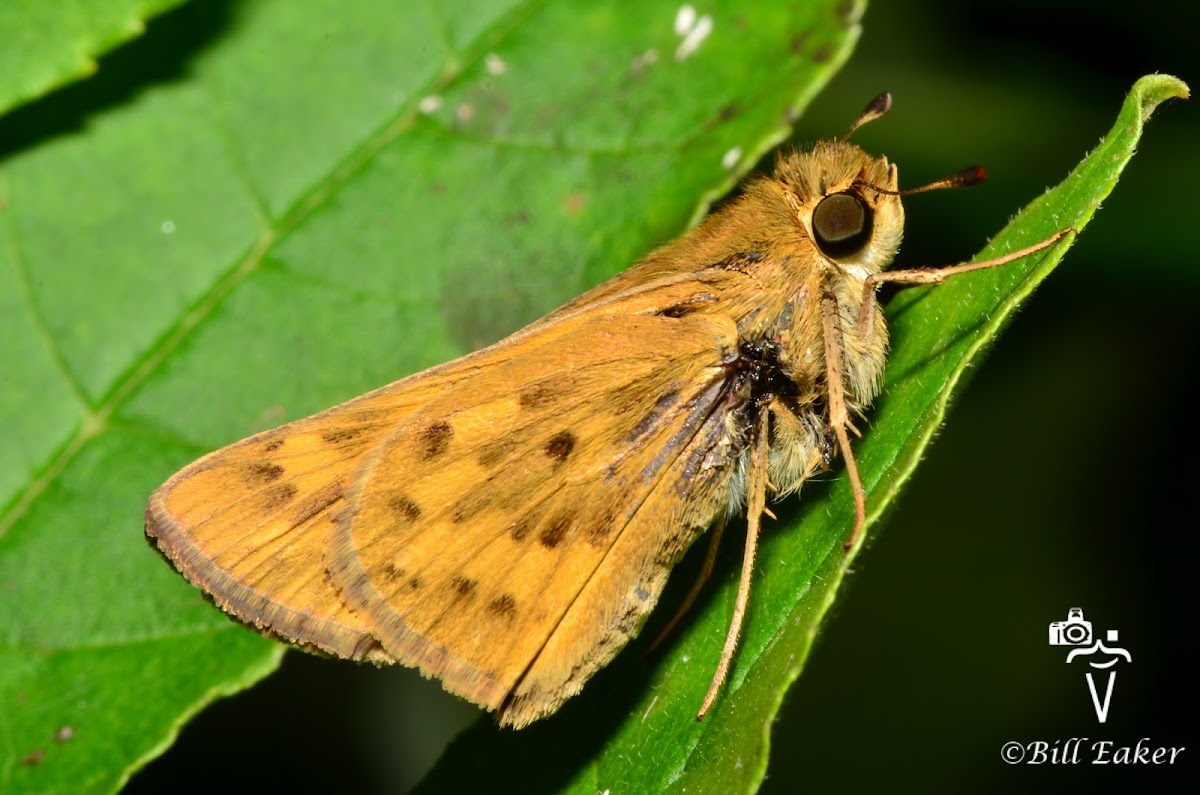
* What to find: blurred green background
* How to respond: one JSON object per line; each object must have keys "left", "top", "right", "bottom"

{"left": 6, "top": 0, "right": 1193, "bottom": 792}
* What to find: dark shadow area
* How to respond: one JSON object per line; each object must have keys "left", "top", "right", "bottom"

{"left": 0, "top": 0, "right": 239, "bottom": 162}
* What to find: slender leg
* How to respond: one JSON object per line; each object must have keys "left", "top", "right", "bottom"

{"left": 697, "top": 406, "right": 771, "bottom": 721}
{"left": 645, "top": 515, "right": 728, "bottom": 656}
{"left": 821, "top": 293, "right": 868, "bottom": 548}
{"left": 857, "top": 228, "right": 1073, "bottom": 342}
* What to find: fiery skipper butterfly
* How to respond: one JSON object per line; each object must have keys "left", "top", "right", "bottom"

{"left": 145, "top": 94, "right": 1069, "bottom": 727}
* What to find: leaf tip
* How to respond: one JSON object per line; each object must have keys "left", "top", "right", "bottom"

{"left": 1130, "top": 74, "right": 1189, "bottom": 122}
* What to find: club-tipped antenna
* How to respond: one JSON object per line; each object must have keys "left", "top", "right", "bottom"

{"left": 860, "top": 165, "right": 988, "bottom": 197}
{"left": 843, "top": 92, "right": 893, "bottom": 140}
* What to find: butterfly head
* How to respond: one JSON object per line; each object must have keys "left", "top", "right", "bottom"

{"left": 773, "top": 93, "right": 987, "bottom": 279}
{"left": 774, "top": 140, "right": 905, "bottom": 277}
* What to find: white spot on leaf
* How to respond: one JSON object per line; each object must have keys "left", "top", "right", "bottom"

{"left": 675, "top": 12, "right": 713, "bottom": 61}
{"left": 484, "top": 53, "right": 507, "bottom": 76}
{"left": 674, "top": 5, "right": 696, "bottom": 36}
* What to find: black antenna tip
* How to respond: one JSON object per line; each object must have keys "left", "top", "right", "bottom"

{"left": 953, "top": 165, "right": 987, "bottom": 187}
{"left": 844, "top": 93, "right": 894, "bottom": 140}
{"left": 864, "top": 92, "right": 892, "bottom": 117}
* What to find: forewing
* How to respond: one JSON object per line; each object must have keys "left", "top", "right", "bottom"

{"left": 147, "top": 267, "right": 753, "bottom": 723}
{"left": 329, "top": 274, "right": 751, "bottom": 721}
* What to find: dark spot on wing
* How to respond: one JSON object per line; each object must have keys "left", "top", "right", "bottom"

{"left": 322, "top": 427, "right": 365, "bottom": 444}
{"left": 544, "top": 431, "right": 575, "bottom": 463}
{"left": 488, "top": 594, "right": 517, "bottom": 620}
{"left": 539, "top": 513, "right": 572, "bottom": 548}
{"left": 407, "top": 576, "right": 422, "bottom": 591}
{"left": 263, "top": 438, "right": 285, "bottom": 452}
{"left": 511, "top": 516, "right": 534, "bottom": 542}
{"left": 263, "top": 482, "right": 298, "bottom": 509}
{"left": 382, "top": 563, "right": 406, "bottom": 580}
{"left": 511, "top": 503, "right": 550, "bottom": 542}
{"left": 519, "top": 380, "right": 568, "bottom": 409}
{"left": 248, "top": 462, "right": 285, "bottom": 483}
{"left": 813, "top": 44, "right": 832, "bottom": 63}
{"left": 388, "top": 494, "right": 422, "bottom": 521}
{"left": 451, "top": 576, "right": 477, "bottom": 597}
{"left": 422, "top": 422, "right": 453, "bottom": 459}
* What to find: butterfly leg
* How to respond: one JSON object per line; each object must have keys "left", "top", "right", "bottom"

{"left": 645, "top": 514, "right": 728, "bottom": 656}
{"left": 821, "top": 293, "right": 868, "bottom": 549}
{"left": 697, "top": 406, "right": 771, "bottom": 720}
{"left": 856, "top": 228, "right": 1073, "bottom": 343}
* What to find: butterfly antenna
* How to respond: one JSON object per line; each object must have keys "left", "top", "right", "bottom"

{"left": 843, "top": 92, "right": 893, "bottom": 140}
{"left": 861, "top": 164, "right": 988, "bottom": 197}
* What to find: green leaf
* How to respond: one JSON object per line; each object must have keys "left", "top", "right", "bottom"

{"left": 414, "top": 75, "right": 1188, "bottom": 794}
{"left": 0, "top": 0, "right": 864, "bottom": 792}
{"left": 0, "top": 0, "right": 190, "bottom": 117}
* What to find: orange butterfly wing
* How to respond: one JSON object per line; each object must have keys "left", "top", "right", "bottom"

{"left": 147, "top": 270, "right": 754, "bottom": 726}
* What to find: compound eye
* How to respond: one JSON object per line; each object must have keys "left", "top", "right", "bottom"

{"left": 811, "top": 192, "right": 872, "bottom": 259}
